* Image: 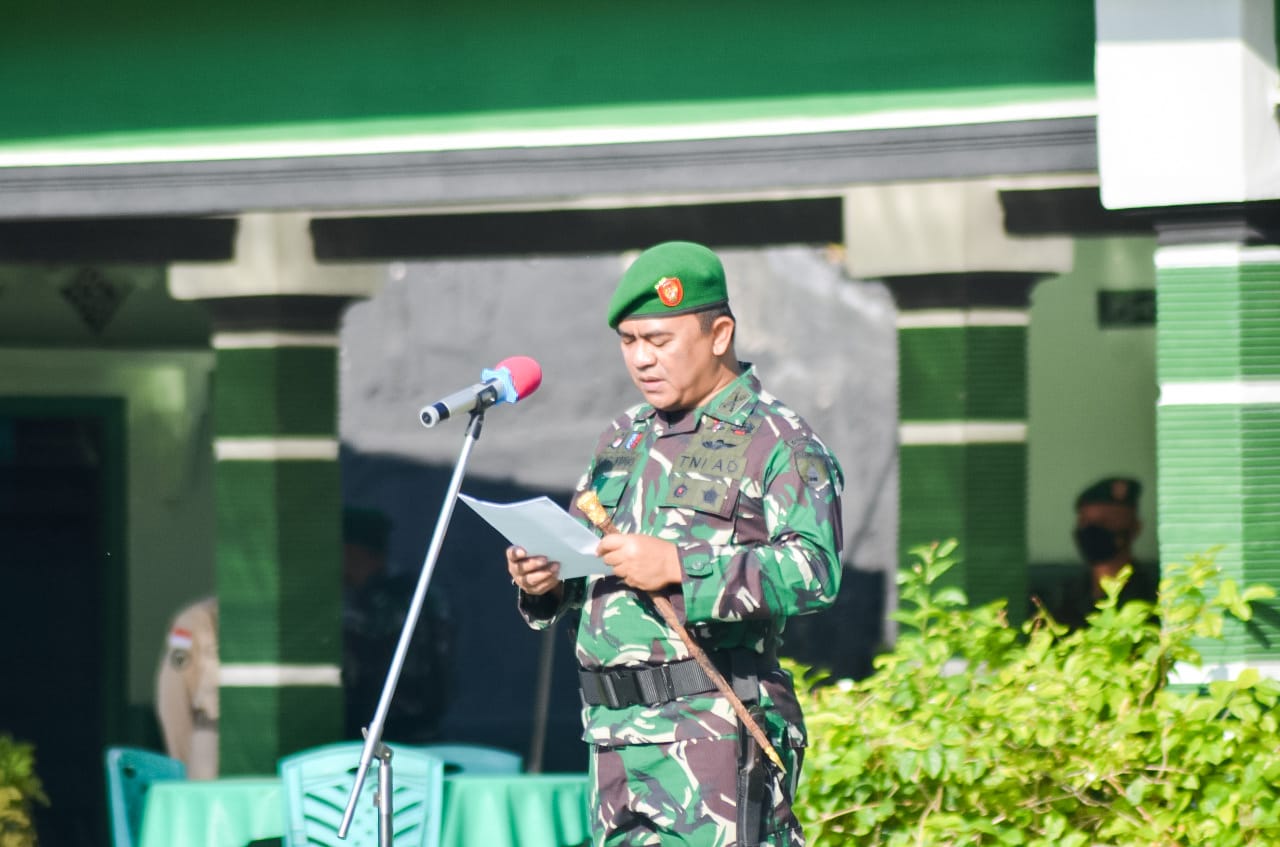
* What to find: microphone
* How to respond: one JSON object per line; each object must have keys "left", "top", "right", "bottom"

{"left": 419, "top": 356, "right": 543, "bottom": 428}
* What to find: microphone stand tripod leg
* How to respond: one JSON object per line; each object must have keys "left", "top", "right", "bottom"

{"left": 375, "top": 741, "right": 393, "bottom": 847}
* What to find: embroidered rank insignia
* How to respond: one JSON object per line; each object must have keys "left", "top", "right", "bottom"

{"left": 610, "top": 434, "right": 625, "bottom": 448}
{"left": 701, "top": 437, "right": 735, "bottom": 450}
{"left": 625, "top": 432, "right": 643, "bottom": 450}
{"left": 716, "top": 388, "right": 750, "bottom": 417}
{"left": 674, "top": 484, "right": 688, "bottom": 498}
{"left": 655, "top": 276, "right": 684, "bottom": 308}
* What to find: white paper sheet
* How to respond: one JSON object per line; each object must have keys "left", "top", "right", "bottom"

{"left": 458, "top": 493, "right": 612, "bottom": 580}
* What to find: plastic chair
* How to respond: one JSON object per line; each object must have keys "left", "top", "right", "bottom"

{"left": 104, "top": 746, "right": 187, "bottom": 847}
{"left": 419, "top": 743, "right": 523, "bottom": 775}
{"left": 279, "top": 741, "right": 445, "bottom": 847}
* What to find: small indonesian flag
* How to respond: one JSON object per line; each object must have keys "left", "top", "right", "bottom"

{"left": 168, "top": 627, "right": 194, "bottom": 651}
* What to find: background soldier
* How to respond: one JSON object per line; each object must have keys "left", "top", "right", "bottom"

{"left": 342, "top": 507, "right": 455, "bottom": 742}
{"left": 155, "top": 595, "right": 219, "bottom": 778}
{"left": 507, "top": 241, "right": 844, "bottom": 847}
{"left": 1073, "top": 476, "right": 1157, "bottom": 609}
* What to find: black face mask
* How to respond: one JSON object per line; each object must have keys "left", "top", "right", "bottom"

{"left": 1074, "top": 524, "right": 1127, "bottom": 564}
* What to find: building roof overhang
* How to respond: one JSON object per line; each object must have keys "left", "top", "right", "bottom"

{"left": 0, "top": 91, "right": 1098, "bottom": 220}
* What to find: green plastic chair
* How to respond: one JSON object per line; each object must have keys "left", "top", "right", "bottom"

{"left": 104, "top": 746, "right": 187, "bottom": 847}
{"left": 419, "top": 743, "right": 523, "bottom": 775}
{"left": 279, "top": 741, "right": 444, "bottom": 847}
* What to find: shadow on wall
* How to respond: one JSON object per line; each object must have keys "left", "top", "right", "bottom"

{"left": 342, "top": 445, "right": 887, "bottom": 772}
{"left": 342, "top": 445, "right": 586, "bottom": 773}
{"left": 783, "top": 567, "right": 885, "bottom": 683}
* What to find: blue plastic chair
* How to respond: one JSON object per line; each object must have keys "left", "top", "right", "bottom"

{"left": 419, "top": 743, "right": 523, "bottom": 775}
{"left": 104, "top": 746, "right": 187, "bottom": 847}
{"left": 279, "top": 741, "right": 445, "bottom": 847}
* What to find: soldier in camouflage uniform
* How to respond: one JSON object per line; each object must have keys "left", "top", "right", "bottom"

{"left": 508, "top": 241, "right": 844, "bottom": 847}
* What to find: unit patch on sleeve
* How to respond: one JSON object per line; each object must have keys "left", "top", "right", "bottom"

{"left": 791, "top": 439, "right": 835, "bottom": 492}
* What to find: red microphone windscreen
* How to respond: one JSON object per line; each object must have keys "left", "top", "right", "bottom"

{"left": 497, "top": 355, "right": 543, "bottom": 399}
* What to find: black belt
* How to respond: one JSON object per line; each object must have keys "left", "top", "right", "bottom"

{"left": 579, "top": 649, "right": 769, "bottom": 709}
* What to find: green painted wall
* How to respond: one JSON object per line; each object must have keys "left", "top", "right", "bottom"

{"left": 0, "top": 348, "right": 217, "bottom": 707}
{"left": 0, "top": 0, "right": 1095, "bottom": 142}
{"left": 0, "top": 264, "right": 215, "bottom": 712}
{"left": 0, "top": 265, "right": 210, "bottom": 348}
{"left": 1026, "top": 236, "right": 1159, "bottom": 566}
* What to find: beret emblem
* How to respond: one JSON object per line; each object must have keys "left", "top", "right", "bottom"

{"left": 655, "top": 276, "right": 684, "bottom": 308}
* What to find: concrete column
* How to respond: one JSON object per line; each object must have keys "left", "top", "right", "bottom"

{"left": 844, "top": 179, "right": 1074, "bottom": 616}
{"left": 1154, "top": 211, "right": 1280, "bottom": 672}
{"left": 170, "top": 213, "right": 382, "bottom": 773}
{"left": 882, "top": 273, "right": 1039, "bottom": 615}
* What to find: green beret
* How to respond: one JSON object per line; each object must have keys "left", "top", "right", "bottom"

{"left": 606, "top": 241, "right": 729, "bottom": 328}
{"left": 343, "top": 507, "right": 391, "bottom": 553}
{"left": 1075, "top": 477, "right": 1142, "bottom": 510}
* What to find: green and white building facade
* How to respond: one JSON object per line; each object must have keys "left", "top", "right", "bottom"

{"left": 0, "top": 0, "right": 1276, "bottom": 823}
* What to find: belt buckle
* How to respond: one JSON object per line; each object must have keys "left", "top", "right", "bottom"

{"left": 603, "top": 670, "right": 642, "bottom": 709}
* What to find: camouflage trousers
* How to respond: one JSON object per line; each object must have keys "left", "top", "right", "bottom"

{"left": 588, "top": 736, "right": 805, "bottom": 847}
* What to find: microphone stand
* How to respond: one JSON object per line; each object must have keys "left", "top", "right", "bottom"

{"left": 338, "top": 408, "right": 487, "bottom": 843}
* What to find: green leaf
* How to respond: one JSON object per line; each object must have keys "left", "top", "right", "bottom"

{"left": 933, "top": 587, "right": 967, "bottom": 607}
{"left": 923, "top": 746, "right": 944, "bottom": 779}
{"left": 1125, "top": 776, "right": 1149, "bottom": 805}
{"left": 1243, "top": 585, "right": 1277, "bottom": 603}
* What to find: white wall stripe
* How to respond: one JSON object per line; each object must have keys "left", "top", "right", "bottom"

{"left": 213, "top": 331, "right": 341, "bottom": 349}
{"left": 0, "top": 97, "right": 1097, "bottom": 168}
{"left": 1169, "top": 661, "right": 1280, "bottom": 687}
{"left": 899, "top": 421, "right": 1028, "bottom": 445}
{"left": 1156, "top": 243, "right": 1280, "bottom": 269}
{"left": 214, "top": 437, "right": 340, "bottom": 461}
{"left": 896, "top": 309, "right": 1030, "bottom": 329}
{"left": 1159, "top": 380, "right": 1280, "bottom": 406}
{"left": 220, "top": 664, "right": 342, "bottom": 687}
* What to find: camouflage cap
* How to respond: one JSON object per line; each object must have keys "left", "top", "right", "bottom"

{"left": 606, "top": 241, "right": 729, "bottom": 328}
{"left": 1075, "top": 477, "right": 1142, "bottom": 510}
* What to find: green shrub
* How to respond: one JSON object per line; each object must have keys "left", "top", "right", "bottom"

{"left": 0, "top": 735, "right": 47, "bottom": 847}
{"left": 795, "top": 541, "right": 1280, "bottom": 847}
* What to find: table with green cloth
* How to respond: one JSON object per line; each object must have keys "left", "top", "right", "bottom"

{"left": 138, "top": 772, "right": 590, "bottom": 847}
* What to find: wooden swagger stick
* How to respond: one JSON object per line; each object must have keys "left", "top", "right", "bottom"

{"left": 576, "top": 490, "right": 785, "bottom": 770}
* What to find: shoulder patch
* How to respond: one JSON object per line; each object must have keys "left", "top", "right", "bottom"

{"left": 790, "top": 437, "right": 837, "bottom": 492}
{"left": 794, "top": 454, "right": 831, "bottom": 490}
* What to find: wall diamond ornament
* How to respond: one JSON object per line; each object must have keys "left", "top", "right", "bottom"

{"left": 60, "top": 267, "right": 131, "bottom": 334}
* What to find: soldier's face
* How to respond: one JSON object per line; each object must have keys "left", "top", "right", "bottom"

{"left": 1075, "top": 502, "right": 1139, "bottom": 538}
{"left": 1074, "top": 502, "right": 1141, "bottom": 563}
{"left": 617, "top": 313, "right": 729, "bottom": 412}
{"left": 343, "top": 542, "right": 384, "bottom": 589}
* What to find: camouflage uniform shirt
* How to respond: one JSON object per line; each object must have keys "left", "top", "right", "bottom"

{"left": 520, "top": 365, "right": 844, "bottom": 747}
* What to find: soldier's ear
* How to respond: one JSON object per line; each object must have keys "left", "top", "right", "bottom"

{"left": 709, "top": 315, "right": 735, "bottom": 357}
